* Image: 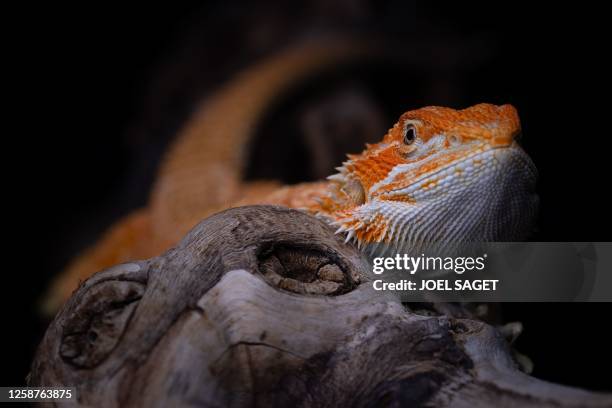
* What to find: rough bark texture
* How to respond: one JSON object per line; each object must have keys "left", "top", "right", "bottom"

{"left": 29, "top": 206, "right": 612, "bottom": 407}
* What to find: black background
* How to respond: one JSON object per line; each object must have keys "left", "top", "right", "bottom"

{"left": 5, "top": 1, "right": 612, "bottom": 391}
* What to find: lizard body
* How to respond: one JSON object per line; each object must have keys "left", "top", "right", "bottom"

{"left": 238, "top": 103, "right": 537, "bottom": 255}
{"left": 44, "top": 42, "right": 537, "bottom": 312}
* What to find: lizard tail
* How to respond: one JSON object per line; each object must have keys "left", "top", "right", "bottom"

{"left": 149, "top": 39, "right": 373, "bottom": 245}
{"left": 43, "top": 38, "right": 373, "bottom": 314}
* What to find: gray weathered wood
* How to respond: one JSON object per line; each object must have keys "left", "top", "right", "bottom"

{"left": 29, "top": 206, "right": 612, "bottom": 407}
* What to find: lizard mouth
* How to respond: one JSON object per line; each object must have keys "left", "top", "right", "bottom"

{"left": 388, "top": 143, "right": 537, "bottom": 194}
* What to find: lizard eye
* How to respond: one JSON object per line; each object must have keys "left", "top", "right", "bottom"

{"left": 403, "top": 124, "right": 417, "bottom": 145}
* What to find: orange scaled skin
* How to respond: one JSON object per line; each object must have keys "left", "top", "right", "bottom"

{"left": 46, "top": 103, "right": 521, "bottom": 313}
{"left": 309, "top": 103, "right": 522, "bottom": 244}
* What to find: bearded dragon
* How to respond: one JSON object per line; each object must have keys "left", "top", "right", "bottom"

{"left": 44, "top": 41, "right": 538, "bottom": 312}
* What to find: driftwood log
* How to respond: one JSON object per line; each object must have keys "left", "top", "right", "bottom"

{"left": 29, "top": 206, "right": 612, "bottom": 407}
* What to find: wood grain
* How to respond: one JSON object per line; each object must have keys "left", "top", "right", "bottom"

{"left": 29, "top": 206, "right": 612, "bottom": 407}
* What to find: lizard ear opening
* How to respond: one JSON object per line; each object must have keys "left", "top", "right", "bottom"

{"left": 341, "top": 178, "right": 366, "bottom": 206}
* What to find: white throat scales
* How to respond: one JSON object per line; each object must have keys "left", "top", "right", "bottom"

{"left": 320, "top": 137, "right": 538, "bottom": 257}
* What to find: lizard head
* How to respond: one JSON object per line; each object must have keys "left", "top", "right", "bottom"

{"left": 313, "top": 103, "right": 538, "bottom": 253}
